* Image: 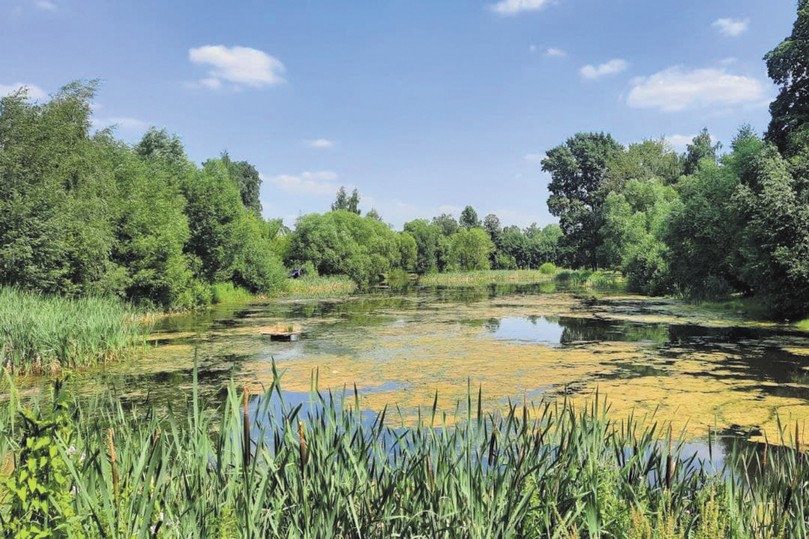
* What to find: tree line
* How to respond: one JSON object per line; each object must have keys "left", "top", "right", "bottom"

{"left": 0, "top": 82, "right": 561, "bottom": 310}
{"left": 539, "top": 1, "right": 809, "bottom": 319}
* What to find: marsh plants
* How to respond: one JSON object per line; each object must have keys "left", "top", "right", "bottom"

{"left": 0, "top": 363, "right": 807, "bottom": 538}
{"left": 0, "top": 288, "right": 146, "bottom": 374}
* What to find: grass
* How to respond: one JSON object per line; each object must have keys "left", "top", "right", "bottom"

{"left": 1, "top": 365, "right": 808, "bottom": 537}
{"left": 796, "top": 319, "right": 809, "bottom": 332}
{"left": 419, "top": 269, "right": 559, "bottom": 287}
{"left": 281, "top": 275, "right": 357, "bottom": 299}
{"left": 685, "top": 296, "right": 770, "bottom": 321}
{"left": 0, "top": 287, "right": 148, "bottom": 375}
{"left": 210, "top": 282, "right": 253, "bottom": 304}
{"left": 554, "top": 269, "right": 626, "bottom": 291}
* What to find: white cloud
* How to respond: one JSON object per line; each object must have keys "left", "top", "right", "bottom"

{"left": 264, "top": 171, "right": 340, "bottom": 196}
{"left": 545, "top": 47, "right": 567, "bottom": 58}
{"left": 307, "top": 138, "right": 335, "bottom": 149}
{"left": 580, "top": 59, "right": 628, "bottom": 80}
{"left": 490, "top": 0, "right": 554, "bottom": 16}
{"left": 0, "top": 82, "right": 47, "bottom": 100}
{"left": 93, "top": 117, "right": 149, "bottom": 131}
{"left": 524, "top": 152, "right": 545, "bottom": 164}
{"left": 712, "top": 18, "right": 749, "bottom": 37}
{"left": 529, "top": 44, "right": 537, "bottom": 53}
{"left": 34, "top": 0, "right": 57, "bottom": 11}
{"left": 627, "top": 66, "right": 766, "bottom": 112}
{"left": 189, "top": 45, "right": 285, "bottom": 89}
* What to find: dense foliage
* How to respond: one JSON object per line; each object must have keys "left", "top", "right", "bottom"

{"left": 531, "top": 2, "right": 809, "bottom": 319}
{"left": 0, "top": 84, "right": 286, "bottom": 310}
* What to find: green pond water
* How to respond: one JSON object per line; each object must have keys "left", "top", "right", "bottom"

{"left": 68, "top": 284, "right": 809, "bottom": 449}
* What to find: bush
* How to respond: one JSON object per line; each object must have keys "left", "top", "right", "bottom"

{"left": 538, "top": 262, "right": 557, "bottom": 274}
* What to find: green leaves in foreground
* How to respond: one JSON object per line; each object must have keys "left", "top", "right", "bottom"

{"left": 0, "top": 369, "right": 808, "bottom": 537}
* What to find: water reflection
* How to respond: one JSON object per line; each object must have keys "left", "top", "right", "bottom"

{"left": 50, "top": 284, "right": 809, "bottom": 452}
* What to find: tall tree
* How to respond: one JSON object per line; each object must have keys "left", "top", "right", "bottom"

{"left": 331, "top": 186, "right": 361, "bottom": 214}
{"left": 765, "top": 0, "right": 809, "bottom": 153}
{"left": 221, "top": 152, "right": 262, "bottom": 215}
{"left": 483, "top": 214, "right": 502, "bottom": 245}
{"left": 135, "top": 127, "right": 187, "bottom": 165}
{"left": 682, "top": 128, "right": 721, "bottom": 175}
{"left": 432, "top": 213, "right": 459, "bottom": 236}
{"left": 459, "top": 205, "right": 480, "bottom": 229}
{"left": 542, "top": 132, "right": 623, "bottom": 269}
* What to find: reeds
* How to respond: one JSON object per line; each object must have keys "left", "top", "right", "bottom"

{"left": 281, "top": 275, "right": 357, "bottom": 298}
{"left": 0, "top": 366, "right": 807, "bottom": 537}
{"left": 0, "top": 287, "right": 147, "bottom": 374}
{"left": 419, "top": 269, "right": 558, "bottom": 287}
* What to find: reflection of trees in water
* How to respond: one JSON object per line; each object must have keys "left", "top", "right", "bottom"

{"left": 484, "top": 318, "right": 500, "bottom": 332}
{"left": 557, "top": 317, "right": 668, "bottom": 344}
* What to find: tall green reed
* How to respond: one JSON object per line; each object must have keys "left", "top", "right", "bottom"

{"left": 0, "top": 287, "right": 147, "bottom": 374}
{"left": 0, "top": 364, "right": 807, "bottom": 537}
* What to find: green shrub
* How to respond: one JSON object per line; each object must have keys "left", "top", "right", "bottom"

{"left": 538, "top": 262, "right": 557, "bottom": 274}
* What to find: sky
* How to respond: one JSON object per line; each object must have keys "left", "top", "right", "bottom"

{"left": 0, "top": 0, "right": 797, "bottom": 229}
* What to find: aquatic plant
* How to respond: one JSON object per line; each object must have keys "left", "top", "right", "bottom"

{"left": 281, "top": 275, "right": 357, "bottom": 299}
{"left": 210, "top": 282, "right": 253, "bottom": 304}
{"left": 0, "top": 365, "right": 807, "bottom": 537}
{"left": 419, "top": 269, "right": 557, "bottom": 287}
{"left": 0, "top": 287, "right": 147, "bottom": 374}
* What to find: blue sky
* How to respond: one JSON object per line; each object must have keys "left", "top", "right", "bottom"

{"left": 0, "top": 0, "right": 796, "bottom": 228}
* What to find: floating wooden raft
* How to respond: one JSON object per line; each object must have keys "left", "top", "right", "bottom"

{"left": 262, "top": 332, "right": 299, "bottom": 342}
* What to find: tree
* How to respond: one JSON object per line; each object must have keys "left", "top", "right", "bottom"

{"left": 765, "top": 0, "right": 809, "bottom": 153}
{"left": 403, "top": 219, "right": 443, "bottom": 273}
{"left": 286, "top": 211, "right": 403, "bottom": 287}
{"left": 682, "top": 129, "right": 721, "bottom": 175}
{"left": 483, "top": 214, "right": 502, "bottom": 245}
{"left": 366, "top": 208, "right": 382, "bottom": 221}
{"left": 604, "top": 139, "right": 681, "bottom": 191}
{"left": 135, "top": 127, "right": 187, "bottom": 166}
{"left": 542, "top": 132, "right": 623, "bottom": 269}
{"left": 459, "top": 205, "right": 480, "bottom": 229}
{"left": 734, "top": 146, "right": 809, "bottom": 318}
{"left": 0, "top": 81, "right": 116, "bottom": 295}
{"left": 331, "top": 186, "right": 361, "bottom": 214}
{"left": 182, "top": 159, "right": 244, "bottom": 283}
{"left": 432, "top": 213, "right": 459, "bottom": 236}
{"left": 448, "top": 228, "right": 493, "bottom": 271}
{"left": 221, "top": 152, "right": 262, "bottom": 215}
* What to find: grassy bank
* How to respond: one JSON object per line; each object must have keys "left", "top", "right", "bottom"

{"left": 1, "top": 369, "right": 806, "bottom": 537}
{"left": 419, "top": 268, "right": 558, "bottom": 287}
{"left": 0, "top": 288, "right": 147, "bottom": 374}
{"left": 420, "top": 268, "right": 626, "bottom": 292}
{"left": 280, "top": 275, "right": 357, "bottom": 299}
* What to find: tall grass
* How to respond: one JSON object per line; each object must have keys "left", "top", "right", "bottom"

{"left": 555, "top": 269, "right": 625, "bottom": 290}
{"left": 420, "top": 269, "right": 558, "bottom": 287}
{"left": 210, "top": 282, "right": 253, "bottom": 304}
{"left": 0, "top": 287, "right": 147, "bottom": 374}
{"left": 1, "top": 366, "right": 807, "bottom": 537}
{"left": 281, "top": 275, "right": 357, "bottom": 299}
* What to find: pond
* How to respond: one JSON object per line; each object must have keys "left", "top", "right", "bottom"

{"left": 72, "top": 284, "right": 809, "bottom": 452}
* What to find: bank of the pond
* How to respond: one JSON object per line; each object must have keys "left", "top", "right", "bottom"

{"left": 0, "top": 373, "right": 806, "bottom": 537}
{"left": 0, "top": 288, "right": 147, "bottom": 374}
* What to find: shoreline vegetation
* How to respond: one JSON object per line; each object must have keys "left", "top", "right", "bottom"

{"left": 3, "top": 267, "right": 807, "bottom": 376}
{"left": 0, "top": 370, "right": 807, "bottom": 537}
